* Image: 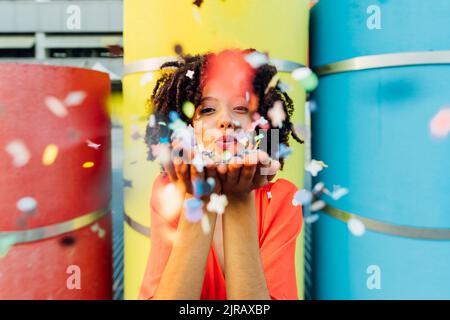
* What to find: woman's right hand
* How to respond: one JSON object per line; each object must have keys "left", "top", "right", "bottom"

{"left": 163, "top": 140, "right": 222, "bottom": 198}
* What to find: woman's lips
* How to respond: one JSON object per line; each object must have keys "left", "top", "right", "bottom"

{"left": 215, "top": 135, "right": 237, "bottom": 150}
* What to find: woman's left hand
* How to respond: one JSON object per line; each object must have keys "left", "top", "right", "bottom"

{"left": 217, "top": 150, "right": 281, "bottom": 202}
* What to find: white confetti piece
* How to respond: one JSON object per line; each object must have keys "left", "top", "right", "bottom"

{"left": 192, "top": 153, "right": 205, "bottom": 172}
{"left": 148, "top": 114, "right": 156, "bottom": 128}
{"left": 86, "top": 140, "right": 101, "bottom": 150}
{"left": 140, "top": 72, "right": 154, "bottom": 86}
{"left": 292, "top": 189, "right": 313, "bottom": 206}
{"left": 16, "top": 197, "right": 37, "bottom": 214}
{"left": 348, "top": 218, "right": 366, "bottom": 237}
{"left": 45, "top": 96, "right": 67, "bottom": 117}
{"left": 329, "top": 185, "right": 349, "bottom": 200}
{"left": 430, "top": 107, "right": 450, "bottom": 138}
{"left": 304, "top": 214, "right": 320, "bottom": 224}
{"left": 64, "top": 91, "right": 86, "bottom": 107}
{"left": 312, "top": 182, "right": 326, "bottom": 194}
{"left": 91, "top": 223, "right": 106, "bottom": 239}
{"left": 267, "top": 100, "right": 286, "bottom": 128}
{"left": 207, "top": 193, "right": 228, "bottom": 215}
{"left": 245, "top": 51, "right": 270, "bottom": 69}
{"left": 305, "top": 159, "right": 328, "bottom": 177}
{"left": 5, "top": 140, "right": 31, "bottom": 167}
{"left": 186, "top": 70, "right": 195, "bottom": 79}
{"left": 310, "top": 200, "right": 326, "bottom": 212}
{"left": 201, "top": 214, "right": 211, "bottom": 234}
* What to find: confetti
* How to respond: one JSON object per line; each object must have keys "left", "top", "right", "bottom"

{"left": 148, "top": 114, "right": 156, "bottom": 128}
{"left": 45, "top": 96, "right": 67, "bottom": 117}
{"left": 131, "top": 124, "right": 142, "bottom": 141}
{"left": 184, "top": 198, "right": 204, "bottom": 222}
{"left": 201, "top": 214, "right": 211, "bottom": 234}
{"left": 268, "top": 101, "right": 286, "bottom": 128}
{"left": 267, "top": 191, "right": 272, "bottom": 199}
{"left": 207, "top": 193, "right": 228, "bottom": 215}
{"left": 294, "top": 123, "right": 311, "bottom": 141}
{"left": 192, "top": 153, "right": 205, "bottom": 172}
{"left": 307, "top": 100, "right": 318, "bottom": 112}
{"left": 312, "top": 182, "right": 326, "bottom": 194}
{"left": 16, "top": 197, "right": 37, "bottom": 214}
{"left": 193, "top": 178, "right": 214, "bottom": 198}
{"left": 140, "top": 72, "right": 154, "bottom": 86}
{"left": 5, "top": 140, "right": 30, "bottom": 167}
{"left": 82, "top": 161, "right": 95, "bottom": 168}
{"left": 182, "top": 101, "right": 195, "bottom": 119}
{"left": 186, "top": 70, "right": 195, "bottom": 79}
{"left": 245, "top": 51, "right": 270, "bottom": 69}
{"left": 254, "top": 133, "right": 265, "bottom": 141}
{"left": 292, "top": 189, "right": 313, "bottom": 206}
{"left": 305, "top": 159, "right": 328, "bottom": 176}
{"left": 292, "top": 67, "right": 319, "bottom": 92}
{"left": 86, "top": 140, "right": 101, "bottom": 150}
{"left": 276, "top": 143, "right": 292, "bottom": 160}
{"left": 192, "top": 6, "right": 202, "bottom": 23}
{"left": 91, "top": 223, "right": 106, "bottom": 238}
{"left": 328, "top": 185, "right": 349, "bottom": 200}
{"left": 310, "top": 200, "right": 326, "bottom": 212}
{"left": 42, "top": 144, "right": 59, "bottom": 166}
{"left": 123, "top": 179, "right": 133, "bottom": 188}
{"left": 304, "top": 214, "right": 320, "bottom": 224}
{"left": 347, "top": 218, "right": 366, "bottom": 237}
{"left": 64, "top": 91, "right": 86, "bottom": 107}
{"left": 430, "top": 107, "right": 450, "bottom": 138}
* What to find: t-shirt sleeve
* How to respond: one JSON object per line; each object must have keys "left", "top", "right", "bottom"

{"left": 259, "top": 179, "right": 303, "bottom": 300}
{"left": 138, "top": 174, "right": 176, "bottom": 300}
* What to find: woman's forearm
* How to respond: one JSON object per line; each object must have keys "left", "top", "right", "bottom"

{"left": 223, "top": 192, "right": 271, "bottom": 300}
{"left": 153, "top": 205, "right": 217, "bottom": 300}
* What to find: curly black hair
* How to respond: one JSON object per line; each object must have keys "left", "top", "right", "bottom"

{"left": 144, "top": 49, "right": 303, "bottom": 169}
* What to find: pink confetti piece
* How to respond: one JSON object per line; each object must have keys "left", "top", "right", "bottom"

{"left": 430, "top": 107, "right": 450, "bottom": 138}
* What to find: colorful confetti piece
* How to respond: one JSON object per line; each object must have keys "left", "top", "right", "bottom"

{"left": 182, "top": 101, "right": 196, "bottom": 119}
{"left": 42, "top": 144, "right": 59, "bottom": 166}
{"left": 82, "top": 161, "right": 95, "bottom": 168}
{"left": 292, "top": 67, "right": 319, "bottom": 92}
{"left": 430, "top": 107, "right": 450, "bottom": 138}
{"left": 184, "top": 198, "right": 204, "bottom": 222}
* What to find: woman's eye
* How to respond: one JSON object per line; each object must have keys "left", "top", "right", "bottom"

{"left": 234, "top": 106, "right": 249, "bottom": 113}
{"left": 200, "top": 107, "right": 215, "bottom": 114}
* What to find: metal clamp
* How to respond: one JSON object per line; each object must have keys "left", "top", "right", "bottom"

{"left": 314, "top": 50, "right": 450, "bottom": 76}
{"left": 323, "top": 205, "right": 450, "bottom": 240}
{"left": 124, "top": 212, "right": 151, "bottom": 238}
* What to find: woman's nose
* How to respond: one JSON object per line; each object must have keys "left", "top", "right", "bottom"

{"left": 218, "top": 119, "right": 234, "bottom": 129}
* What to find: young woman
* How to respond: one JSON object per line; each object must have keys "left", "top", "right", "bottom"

{"left": 139, "top": 49, "right": 304, "bottom": 300}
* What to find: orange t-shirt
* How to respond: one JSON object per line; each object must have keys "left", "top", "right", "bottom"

{"left": 139, "top": 173, "right": 303, "bottom": 300}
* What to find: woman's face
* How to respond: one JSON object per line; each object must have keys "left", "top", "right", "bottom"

{"left": 192, "top": 79, "right": 255, "bottom": 157}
